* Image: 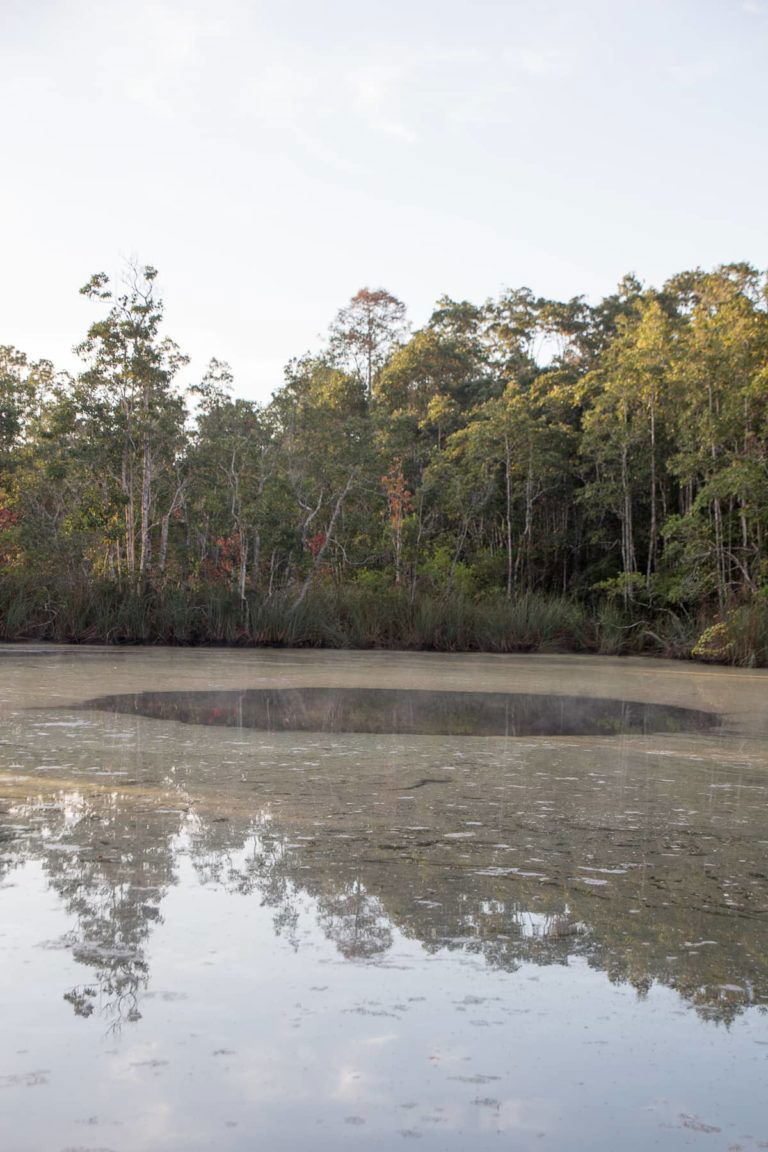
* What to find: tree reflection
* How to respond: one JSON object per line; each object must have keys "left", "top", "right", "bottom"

{"left": 317, "top": 877, "right": 393, "bottom": 959}
{"left": 2, "top": 789, "right": 178, "bottom": 1033}
{"left": 1, "top": 766, "right": 766, "bottom": 1030}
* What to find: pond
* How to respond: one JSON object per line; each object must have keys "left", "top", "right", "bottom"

{"left": 1, "top": 647, "right": 767, "bottom": 1151}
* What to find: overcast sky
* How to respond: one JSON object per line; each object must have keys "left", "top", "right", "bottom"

{"left": 2, "top": 0, "right": 766, "bottom": 400}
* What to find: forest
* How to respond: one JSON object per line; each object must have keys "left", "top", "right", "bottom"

{"left": 1, "top": 261, "right": 767, "bottom": 663}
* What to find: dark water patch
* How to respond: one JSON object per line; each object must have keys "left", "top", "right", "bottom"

{"left": 79, "top": 687, "right": 720, "bottom": 737}
{"left": 0, "top": 646, "right": 120, "bottom": 658}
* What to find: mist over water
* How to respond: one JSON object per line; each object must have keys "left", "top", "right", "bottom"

{"left": 82, "top": 686, "right": 721, "bottom": 737}
{"left": 1, "top": 649, "right": 767, "bottom": 1150}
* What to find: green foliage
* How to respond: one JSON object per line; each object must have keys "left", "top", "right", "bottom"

{"left": 421, "top": 546, "right": 476, "bottom": 597}
{"left": 691, "top": 621, "right": 732, "bottom": 663}
{"left": 2, "top": 260, "right": 768, "bottom": 664}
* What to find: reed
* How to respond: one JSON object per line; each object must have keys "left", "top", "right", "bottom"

{"left": 0, "top": 573, "right": 766, "bottom": 665}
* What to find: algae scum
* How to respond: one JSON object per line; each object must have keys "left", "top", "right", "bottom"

{"left": 1, "top": 648, "right": 767, "bottom": 1150}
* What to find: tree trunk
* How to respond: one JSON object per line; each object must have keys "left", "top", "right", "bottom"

{"left": 410, "top": 495, "right": 424, "bottom": 605}
{"left": 504, "top": 434, "right": 513, "bottom": 599}
{"left": 159, "top": 513, "right": 170, "bottom": 577}
{"left": 252, "top": 531, "right": 261, "bottom": 591}
{"left": 267, "top": 549, "right": 277, "bottom": 599}
{"left": 522, "top": 443, "right": 535, "bottom": 592}
{"left": 238, "top": 528, "right": 248, "bottom": 600}
{"left": 138, "top": 395, "right": 153, "bottom": 587}
{"left": 646, "top": 402, "right": 657, "bottom": 589}
{"left": 620, "top": 407, "right": 636, "bottom": 600}
{"left": 123, "top": 454, "right": 135, "bottom": 578}
{"left": 293, "top": 471, "right": 356, "bottom": 609}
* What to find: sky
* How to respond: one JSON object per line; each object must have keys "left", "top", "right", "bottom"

{"left": 2, "top": 0, "right": 767, "bottom": 401}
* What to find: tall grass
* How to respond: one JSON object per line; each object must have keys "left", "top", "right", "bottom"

{"left": 724, "top": 601, "right": 768, "bottom": 666}
{"left": 0, "top": 572, "right": 765, "bottom": 665}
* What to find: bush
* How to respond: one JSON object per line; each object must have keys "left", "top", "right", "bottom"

{"left": 693, "top": 602, "right": 768, "bottom": 667}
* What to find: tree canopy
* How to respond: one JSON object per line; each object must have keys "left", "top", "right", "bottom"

{"left": 2, "top": 263, "right": 768, "bottom": 660}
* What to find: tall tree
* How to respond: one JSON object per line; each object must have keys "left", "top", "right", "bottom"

{"left": 76, "top": 264, "right": 188, "bottom": 588}
{"left": 188, "top": 359, "right": 275, "bottom": 596}
{"left": 329, "top": 288, "right": 407, "bottom": 398}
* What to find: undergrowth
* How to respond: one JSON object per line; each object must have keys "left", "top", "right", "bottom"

{"left": 0, "top": 575, "right": 764, "bottom": 665}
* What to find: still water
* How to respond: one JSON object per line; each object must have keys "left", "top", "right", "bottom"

{"left": 1, "top": 647, "right": 767, "bottom": 1151}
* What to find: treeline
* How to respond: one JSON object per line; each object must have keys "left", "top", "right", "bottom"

{"left": 1, "top": 262, "right": 767, "bottom": 661}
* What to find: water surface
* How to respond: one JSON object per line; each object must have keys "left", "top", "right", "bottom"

{"left": 1, "top": 648, "right": 767, "bottom": 1150}
{"left": 82, "top": 685, "right": 720, "bottom": 736}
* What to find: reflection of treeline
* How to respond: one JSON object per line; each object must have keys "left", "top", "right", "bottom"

{"left": 2, "top": 264, "right": 768, "bottom": 662}
{"left": 1, "top": 790, "right": 180, "bottom": 1031}
{"left": 268, "top": 836, "right": 768, "bottom": 1027}
{"left": 2, "top": 785, "right": 765, "bottom": 1028}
